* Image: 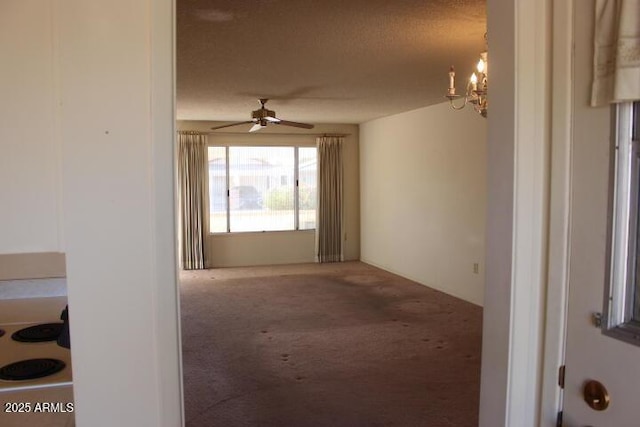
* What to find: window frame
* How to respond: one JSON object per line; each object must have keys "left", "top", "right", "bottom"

{"left": 603, "top": 101, "right": 640, "bottom": 345}
{"left": 207, "top": 143, "right": 317, "bottom": 234}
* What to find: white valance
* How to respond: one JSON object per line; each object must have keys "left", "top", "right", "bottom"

{"left": 591, "top": 0, "right": 640, "bottom": 106}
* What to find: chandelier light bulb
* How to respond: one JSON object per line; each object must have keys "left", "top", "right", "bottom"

{"left": 470, "top": 73, "right": 478, "bottom": 92}
{"left": 477, "top": 58, "right": 485, "bottom": 74}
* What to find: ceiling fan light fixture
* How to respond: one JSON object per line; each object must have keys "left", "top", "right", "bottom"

{"left": 249, "top": 123, "right": 264, "bottom": 133}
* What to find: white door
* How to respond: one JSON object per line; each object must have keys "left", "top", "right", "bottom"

{"left": 562, "top": 3, "right": 640, "bottom": 426}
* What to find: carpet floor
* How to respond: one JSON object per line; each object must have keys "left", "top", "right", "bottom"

{"left": 180, "top": 262, "right": 482, "bottom": 427}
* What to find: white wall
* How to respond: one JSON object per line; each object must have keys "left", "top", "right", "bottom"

{"left": 3, "top": 3, "right": 181, "bottom": 426}
{"left": 360, "top": 102, "right": 486, "bottom": 306}
{"left": 10, "top": 1, "right": 181, "bottom": 426}
{"left": 177, "top": 121, "right": 360, "bottom": 267}
{"left": 478, "top": 1, "right": 515, "bottom": 423}
{"left": 0, "top": 1, "right": 63, "bottom": 255}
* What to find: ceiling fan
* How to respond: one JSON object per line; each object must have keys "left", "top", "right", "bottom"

{"left": 210, "top": 99, "right": 314, "bottom": 132}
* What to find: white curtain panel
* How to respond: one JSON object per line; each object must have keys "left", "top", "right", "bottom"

{"left": 316, "top": 136, "right": 344, "bottom": 263}
{"left": 592, "top": 0, "right": 640, "bottom": 106}
{"left": 177, "top": 132, "right": 209, "bottom": 270}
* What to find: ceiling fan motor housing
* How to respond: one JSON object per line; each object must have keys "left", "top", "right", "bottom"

{"left": 252, "top": 108, "right": 276, "bottom": 120}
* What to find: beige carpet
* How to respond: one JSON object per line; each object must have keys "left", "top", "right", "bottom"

{"left": 180, "top": 262, "right": 482, "bottom": 427}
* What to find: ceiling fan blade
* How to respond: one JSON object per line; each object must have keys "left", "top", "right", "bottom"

{"left": 273, "top": 120, "right": 314, "bottom": 129}
{"left": 211, "top": 120, "right": 255, "bottom": 130}
{"left": 264, "top": 117, "right": 281, "bottom": 123}
{"left": 249, "top": 123, "right": 264, "bottom": 132}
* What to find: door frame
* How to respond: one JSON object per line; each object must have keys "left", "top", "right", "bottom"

{"left": 151, "top": 0, "right": 185, "bottom": 425}
{"left": 539, "top": 0, "right": 574, "bottom": 424}
{"left": 481, "top": 0, "right": 574, "bottom": 425}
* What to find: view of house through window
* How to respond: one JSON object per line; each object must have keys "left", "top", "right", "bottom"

{"left": 208, "top": 146, "right": 317, "bottom": 233}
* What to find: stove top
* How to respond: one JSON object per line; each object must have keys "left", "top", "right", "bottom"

{"left": 0, "top": 297, "right": 72, "bottom": 393}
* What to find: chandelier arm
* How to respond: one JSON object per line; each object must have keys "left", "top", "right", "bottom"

{"left": 448, "top": 96, "right": 468, "bottom": 110}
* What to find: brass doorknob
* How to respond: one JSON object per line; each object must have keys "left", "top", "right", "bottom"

{"left": 583, "top": 380, "right": 610, "bottom": 411}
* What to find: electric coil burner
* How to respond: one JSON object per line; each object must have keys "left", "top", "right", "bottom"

{"left": 11, "top": 322, "right": 63, "bottom": 343}
{"left": 0, "top": 358, "right": 66, "bottom": 381}
{"left": 0, "top": 296, "right": 73, "bottom": 391}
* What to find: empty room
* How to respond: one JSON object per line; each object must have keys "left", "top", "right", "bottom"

{"left": 6, "top": 0, "right": 633, "bottom": 426}
{"left": 176, "top": 1, "right": 486, "bottom": 425}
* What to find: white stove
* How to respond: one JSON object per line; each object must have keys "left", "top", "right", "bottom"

{"left": 0, "top": 293, "right": 72, "bottom": 392}
{"left": 0, "top": 280, "right": 75, "bottom": 427}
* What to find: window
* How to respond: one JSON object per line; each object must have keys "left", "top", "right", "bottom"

{"left": 605, "top": 102, "right": 640, "bottom": 345}
{"left": 208, "top": 146, "right": 317, "bottom": 233}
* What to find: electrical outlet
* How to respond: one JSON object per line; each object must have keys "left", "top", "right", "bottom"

{"left": 473, "top": 263, "right": 479, "bottom": 274}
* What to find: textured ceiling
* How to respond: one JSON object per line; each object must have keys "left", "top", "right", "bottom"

{"left": 177, "top": 0, "right": 486, "bottom": 124}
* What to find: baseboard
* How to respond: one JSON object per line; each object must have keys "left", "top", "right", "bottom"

{"left": 360, "top": 257, "right": 483, "bottom": 307}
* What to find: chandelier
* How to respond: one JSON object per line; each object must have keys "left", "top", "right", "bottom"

{"left": 446, "top": 47, "right": 488, "bottom": 118}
